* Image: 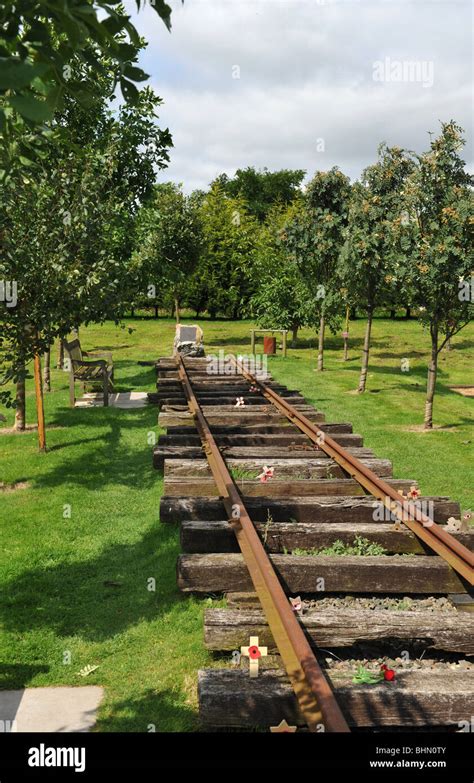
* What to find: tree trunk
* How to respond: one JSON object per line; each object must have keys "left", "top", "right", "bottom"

{"left": 405, "top": 306, "right": 411, "bottom": 319}
{"left": 446, "top": 337, "right": 452, "bottom": 351}
{"left": 291, "top": 324, "right": 298, "bottom": 347}
{"left": 343, "top": 305, "right": 349, "bottom": 361}
{"left": 357, "top": 308, "right": 373, "bottom": 393}
{"left": 43, "top": 349, "right": 51, "bottom": 392}
{"left": 390, "top": 308, "right": 396, "bottom": 319}
{"left": 424, "top": 326, "right": 438, "bottom": 430}
{"left": 14, "top": 371, "right": 26, "bottom": 431}
{"left": 57, "top": 339, "right": 64, "bottom": 370}
{"left": 350, "top": 307, "right": 357, "bottom": 320}
{"left": 343, "top": 336, "right": 349, "bottom": 361}
{"left": 174, "top": 297, "right": 180, "bottom": 324}
{"left": 316, "top": 315, "right": 325, "bottom": 371}
{"left": 154, "top": 305, "right": 159, "bottom": 319}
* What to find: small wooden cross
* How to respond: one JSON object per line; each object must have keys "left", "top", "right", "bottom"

{"left": 270, "top": 719, "right": 297, "bottom": 733}
{"left": 240, "top": 636, "right": 268, "bottom": 678}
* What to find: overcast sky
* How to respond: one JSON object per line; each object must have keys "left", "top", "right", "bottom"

{"left": 125, "top": 0, "right": 473, "bottom": 193}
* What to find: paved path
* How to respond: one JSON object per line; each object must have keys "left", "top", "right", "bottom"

{"left": 75, "top": 391, "right": 149, "bottom": 409}
{"left": 0, "top": 687, "right": 104, "bottom": 732}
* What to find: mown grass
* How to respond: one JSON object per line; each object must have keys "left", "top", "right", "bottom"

{"left": 0, "top": 314, "right": 472, "bottom": 731}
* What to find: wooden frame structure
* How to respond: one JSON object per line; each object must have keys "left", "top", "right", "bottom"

{"left": 250, "top": 329, "right": 288, "bottom": 358}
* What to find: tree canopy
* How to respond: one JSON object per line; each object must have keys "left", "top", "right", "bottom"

{"left": 213, "top": 166, "right": 305, "bottom": 221}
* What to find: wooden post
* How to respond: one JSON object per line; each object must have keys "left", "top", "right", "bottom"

{"left": 34, "top": 352, "right": 46, "bottom": 451}
{"left": 282, "top": 330, "right": 287, "bottom": 358}
{"left": 250, "top": 330, "right": 255, "bottom": 355}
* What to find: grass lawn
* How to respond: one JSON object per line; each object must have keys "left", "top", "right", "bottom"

{"left": 0, "top": 315, "right": 472, "bottom": 731}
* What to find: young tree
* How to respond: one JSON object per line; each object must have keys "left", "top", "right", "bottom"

{"left": 248, "top": 203, "right": 316, "bottom": 343}
{"left": 135, "top": 183, "right": 202, "bottom": 322}
{"left": 340, "top": 146, "right": 414, "bottom": 391}
{"left": 0, "top": 51, "right": 171, "bottom": 430}
{"left": 285, "top": 168, "right": 351, "bottom": 370}
{"left": 396, "top": 121, "right": 474, "bottom": 428}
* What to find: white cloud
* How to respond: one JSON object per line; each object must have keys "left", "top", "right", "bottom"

{"left": 126, "top": 0, "right": 473, "bottom": 191}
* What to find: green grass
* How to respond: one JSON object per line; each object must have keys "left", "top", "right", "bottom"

{"left": 291, "top": 537, "right": 388, "bottom": 557}
{"left": 0, "top": 314, "right": 472, "bottom": 732}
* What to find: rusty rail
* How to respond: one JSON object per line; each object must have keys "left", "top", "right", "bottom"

{"left": 231, "top": 356, "right": 474, "bottom": 586}
{"left": 176, "top": 354, "right": 350, "bottom": 733}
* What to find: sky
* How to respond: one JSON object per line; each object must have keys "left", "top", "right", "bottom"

{"left": 125, "top": 0, "right": 473, "bottom": 193}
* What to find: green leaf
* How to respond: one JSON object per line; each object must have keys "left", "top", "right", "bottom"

{"left": 9, "top": 94, "right": 54, "bottom": 122}
{"left": 0, "top": 59, "right": 49, "bottom": 90}
{"left": 120, "top": 78, "right": 139, "bottom": 104}
{"left": 123, "top": 65, "right": 149, "bottom": 82}
{"left": 148, "top": 0, "right": 173, "bottom": 31}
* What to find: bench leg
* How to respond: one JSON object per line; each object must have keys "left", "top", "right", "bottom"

{"left": 103, "top": 369, "right": 109, "bottom": 407}
{"left": 69, "top": 372, "right": 76, "bottom": 407}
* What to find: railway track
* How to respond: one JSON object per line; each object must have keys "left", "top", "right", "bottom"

{"left": 152, "top": 354, "right": 474, "bottom": 732}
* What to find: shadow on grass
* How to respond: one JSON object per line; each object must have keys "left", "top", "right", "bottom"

{"left": 95, "top": 689, "right": 198, "bottom": 732}
{"left": 30, "top": 405, "right": 159, "bottom": 491}
{"left": 112, "top": 362, "right": 157, "bottom": 392}
{"left": 0, "top": 664, "right": 50, "bottom": 689}
{"left": 86, "top": 344, "right": 134, "bottom": 353}
{"left": 1, "top": 527, "right": 183, "bottom": 647}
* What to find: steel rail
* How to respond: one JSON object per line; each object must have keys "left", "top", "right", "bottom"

{"left": 176, "top": 354, "right": 350, "bottom": 733}
{"left": 230, "top": 356, "right": 474, "bottom": 585}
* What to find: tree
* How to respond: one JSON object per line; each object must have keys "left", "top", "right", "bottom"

{"left": 188, "top": 184, "right": 259, "bottom": 319}
{"left": 285, "top": 168, "right": 351, "bottom": 370}
{"left": 135, "top": 183, "right": 202, "bottom": 322}
{"left": 395, "top": 121, "right": 474, "bottom": 428}
{"left": 0, "top": 46, "right": 171, "bottom": 430}
{"left": 247, "top": 203, "right": 316, "bottom": 343}
{"left": 340, "top": 146, "right": 414, "bottom": 391}
{"left": 214, "top": 167, "right": 305, "bottom": 221}
{"left": 0, "top": 0, "right": 172, "bottom": 135}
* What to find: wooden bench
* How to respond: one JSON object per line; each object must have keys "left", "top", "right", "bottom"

{"left": 64, "top": 339, "right": 114, "bottom": 407}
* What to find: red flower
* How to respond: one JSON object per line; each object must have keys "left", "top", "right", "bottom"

{"left": 380, "top": 663, "right": 395, "bottom": 681}
{"left": 248, "top": 645, "right": 261, "bottom": 660}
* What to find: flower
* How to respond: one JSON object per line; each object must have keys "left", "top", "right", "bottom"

{"left": 258, "top": 466, "right": 274, "bottom": 483}
{"left": 290, "top": 596, "right": 302, "bottom": 612}
{"left": 234, "top": 397, "right": 245, "bottom": 407}
{"left": 407, "top": 486, "right": 420, "bottom": 499}
{"left": 248, "top": 645, "right": 261, "bottom": 660}
{"left": 380, "top": 663, "right": 396, "bottom": 681}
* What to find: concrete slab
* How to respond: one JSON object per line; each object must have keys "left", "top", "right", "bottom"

{"left": 0, "top": 687, "right": 104, "bottom": 732}
{"left": 75, "top": 391, "right": 149, "bottom": 409}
